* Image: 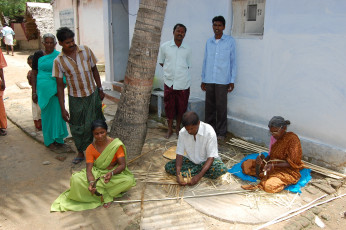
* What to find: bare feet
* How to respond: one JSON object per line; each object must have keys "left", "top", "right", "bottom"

{"left": 241, "top": 184, "right": 259, "bottom": 190}
{"left": 165, "top": 130, "right": 173, "bottom": 139}
{"left": 103, "top": 202, "right": 112, "bottom": 208}
{"left": 48, "top": 144, "right": 58, "bottom": 150}
{"left": 175, "top": 129, "right": 179, "bottom": 137}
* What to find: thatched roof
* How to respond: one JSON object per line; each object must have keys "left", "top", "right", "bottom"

{"left": 25, "top": 2, "right": 54, "bottom": 40}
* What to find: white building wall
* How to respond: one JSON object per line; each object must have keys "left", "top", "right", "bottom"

{"left": 51, "top": 0, "right": 105, "bottom": 63}
{"left": 121, "top": 0, "right": 346, "bottom": 171}
{"left": 229, "top": 0, "right": 346, "bottom": 171}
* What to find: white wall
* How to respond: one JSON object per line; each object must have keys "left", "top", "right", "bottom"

{"left": 230, "top": 0, "right": 346, "bottom": 171}
{"left": 125, "top": 0, "right": 346, "bottom": 171}
{"left": 52, "top": 0, "right": 105, "bottom": 63}
{"left": 152, "top": 0, "right": 233, "bottom": 95}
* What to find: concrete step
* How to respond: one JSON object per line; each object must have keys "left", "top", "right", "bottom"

{"left": 112, "top": 81, "right": 124, "bottom": 93}
{"left": 104, "top": 90, "right": 121, "bottom": 103}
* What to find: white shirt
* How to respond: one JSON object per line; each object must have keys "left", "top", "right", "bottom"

{"left": 176, "top": 121, "right": 219, "bottom": 164}
{"left": 158, "top": 39, "right": 192, "bottom": 90}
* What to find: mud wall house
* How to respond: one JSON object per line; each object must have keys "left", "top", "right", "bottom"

{"left": 21, "top": 2, "right": 55, "bottom": 50}
{"left": 51, "top": 0, "right": 105, "bottom": 65}
{"left": 102, "top": 0, "right": 346, "bottom": 173}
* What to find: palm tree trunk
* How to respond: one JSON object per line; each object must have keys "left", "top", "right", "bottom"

{"left": 110, "top": 0, "right": 167, "bottom": 160}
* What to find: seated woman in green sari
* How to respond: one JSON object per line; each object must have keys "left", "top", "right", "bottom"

{"left": 51, "top": 120, "right": 136, "bottom": 211}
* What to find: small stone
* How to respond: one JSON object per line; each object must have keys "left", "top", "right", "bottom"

{"left": 55, "top": 155, "right": 67, "bottom": 162}
{"left": 311, "top": 207, "right": 322, "bottom": 215}
{"left": 321, "top": 213, "right": 331, "bottom": 221}
{"left": 42, "top": 161, "right": 51, "bottom": 165}
{"left": 296, "top": 217, "right": 311, "bottom": 228}
{"left": 301, "top": 211, "right": 315, "bottom": 221}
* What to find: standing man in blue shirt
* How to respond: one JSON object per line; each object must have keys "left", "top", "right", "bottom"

{"left": 201, "top": 16, "right": 236, "bottom": 141}
{"left": 158, "top": 24, "right": 192, "bottom": 139}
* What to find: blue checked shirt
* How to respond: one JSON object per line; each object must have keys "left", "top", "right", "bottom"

{"left": 201, "top": 34, "right": 236, "bottom": 84}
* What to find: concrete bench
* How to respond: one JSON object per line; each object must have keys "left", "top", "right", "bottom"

{"left": 151, "top": 91, "right": 205, "bottom": 121}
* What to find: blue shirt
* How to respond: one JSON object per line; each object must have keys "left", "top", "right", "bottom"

{"left": 158, "top": 39, "right": 192, "bottom": 90}
{"left": 201, "top": 34, "right": 236, "bottom": 84}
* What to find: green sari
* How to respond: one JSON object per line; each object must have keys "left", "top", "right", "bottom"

{"left": 37, "top": 50, "right": 68, "bottom": 146}
{"left": 51, "top": 139, "right": 136, "bottom": 212}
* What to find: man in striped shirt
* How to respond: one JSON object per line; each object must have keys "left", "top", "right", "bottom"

{"left": 53, "top": 27, "right": 105, "bottom": 164}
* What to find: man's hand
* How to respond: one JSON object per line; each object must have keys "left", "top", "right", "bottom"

{"left": 99, "top": 89, "right": 105, "bottom": 100}
{"left": 188, "top": 175, "right": 202, "bottom": 186}
{"left": 228, "top": 83, "right": 234, "bottom": 92}
{"left": 176, "top": 175, "right": 187, "bottom": 186}
{"left": 32, "top": 93, "right": 38, "bottom": 103}
{"left": 104, "top": 172, "right": 112, "bottom": 184}
{"left": 61, "top": 109, "right": 70, "bottom": 122}
{"left": 88, "top": 183, "right": 96, "bottom": 195}
{"left": 201, "top": 83, "right": 206, "bottom": 91}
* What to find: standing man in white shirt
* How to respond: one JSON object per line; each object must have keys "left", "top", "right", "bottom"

{"left": 1, "top": 24, "right": 15, "bottom": 56}
{"left": 165, "top": 111, "right": 228, "bottom": 186}
{"left": 158, "top": 23, "right": 192, "bottom": 139}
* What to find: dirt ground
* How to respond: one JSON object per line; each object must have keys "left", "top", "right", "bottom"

{"left": 0, "top": 50, "right": 345, "bottom": 230}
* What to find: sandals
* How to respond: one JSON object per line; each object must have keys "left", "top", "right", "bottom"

{"left": 103, "top": 202, "right": 112, "bottom": 208}
{"left": 0, "top": 129, "right": 7, "bottom": 136}
{"left": 72, "top": 156, "right": 85, "bottom": 164}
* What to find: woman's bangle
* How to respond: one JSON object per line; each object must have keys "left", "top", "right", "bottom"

{"left": 89, "top": 181, "right": 95, "bottom": 185}
{"left": 32, "top": 93, "right": 37, "bottom": 95}
{"left": 111, "top": 171, "right": 114, "bottom": 176}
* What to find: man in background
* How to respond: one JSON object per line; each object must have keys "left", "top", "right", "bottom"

{"left": 158, "top": 23, "right": 192, "bottom": 139}
{"left": 201, "top": 16, "right": 237, "bottom": 141}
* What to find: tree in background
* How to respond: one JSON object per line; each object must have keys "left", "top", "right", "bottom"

{"left": 110, "top": 0, "right": 167, "bottom": 159}
{"left": 0, "top": 0, "right": 50, "bottom": 22}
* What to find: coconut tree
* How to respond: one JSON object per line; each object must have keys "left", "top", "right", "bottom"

{"left": 110, "top": 0, "right": 167, "bottom": 159}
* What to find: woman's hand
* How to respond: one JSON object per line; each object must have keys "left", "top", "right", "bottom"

{"left": 255, "top": 155, "right": 264, "bottom": 165}
{"left": 104, "top": 172, "right": 112, "bottom": 184}
{"left": 88, "top": 183, "right": 96, "bottom": 194}
{"left": 263, "top": 163, "right": 274, "bottom": 174}
{"left": 32, "top": 93, "right": 38, "bottom": 103}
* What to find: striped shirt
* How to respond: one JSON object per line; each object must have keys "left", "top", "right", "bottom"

{"left": 53, "top": 45, "right": 98, "bottom": 97}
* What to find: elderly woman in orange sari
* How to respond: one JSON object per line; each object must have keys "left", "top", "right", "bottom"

{"left": 241, "top": 116, "right": 304, "bottom": 193}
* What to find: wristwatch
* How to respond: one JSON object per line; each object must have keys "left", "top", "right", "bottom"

{"left": 98, "top": 87, "right": 103, "bottom": 91}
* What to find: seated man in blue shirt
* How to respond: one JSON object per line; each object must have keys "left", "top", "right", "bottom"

{"left": 158, "top": 24, "right": 192, "bottom": 139}
{"left": 201, "top": 16, "right": 237, "bottom": 141}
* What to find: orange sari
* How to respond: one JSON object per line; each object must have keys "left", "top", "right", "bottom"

{"left": 0, "top": 48, "right": 8, "bottom": 129}
{"left": 242, "top": 132, "right": 304, "bottom": 193}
